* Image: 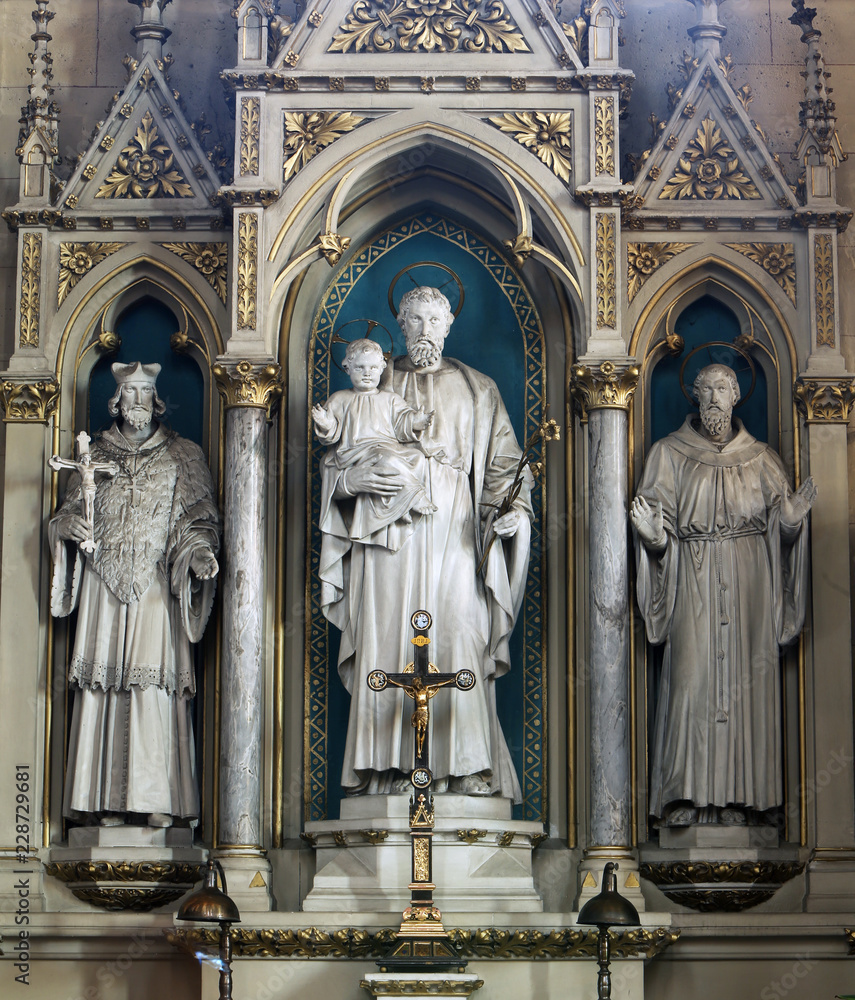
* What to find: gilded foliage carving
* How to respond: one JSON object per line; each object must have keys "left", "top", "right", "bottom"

{"left": 724, "top": 243, "right": 796, "bottom": 306}
{"left": 487, "top": 112, "right": 573, "bottom": 183}
{"left": 794, "top": 376, "right": 855, "bottom": 423}
{"left": 237, "top": 213, "right": 258, "bottom": 330}
{"left": 594, "top": 97, "right": 614, "bottom": 176}
{"left": 328, "top": 0, "right": 530, "bottom": 54}
{"left": 626, "top": 242, "right": 693, "bottom": 303}
{"left": 213, "top": 359, "right": 283, "bottom": 413}
{"left": 660, "top": 117, "right": 760, "bottom": 201}
{"left": 282, "top": 111, "right": 365, "bottom": 182}
{"left": 161, "top": 242, "right": 228, "bottom": 303}
{"left": 240, "top": 97, "right": 260, "bottom": 176}
{"left": 570, "top": 360, "right": 639, "bottom": 418}
{"left": 58, "top": 243, "right": 122, "bottom": 307}
{"left": 19, "top": 233, "right": 42, "bottom": 348}
{"left": 595, "top": 213, "right": 617, "bottom": 328}
{"left": 814, "top": 233, "right": 835, "bottom": 347}
{"left": 0, "top": 379, "right": 59, "bottom": 423}
{"left": 96, "top": 111, "right": 193, "bottom": 199}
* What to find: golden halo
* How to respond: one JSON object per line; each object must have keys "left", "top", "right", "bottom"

{"left": 387, "top": 261, "right": 465, "bottom": 319}
{"left": 330, "top": 318, "right": 395, "bottom": 374}
{"left": 678, "top": 341, "right": 756, "bottom": 408}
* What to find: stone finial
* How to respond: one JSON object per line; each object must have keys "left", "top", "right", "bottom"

{"left": 16, "top": 0, "right": 60, "bottom": 198}
{"left": 127, "top": 0, "right": 173, "bottom": 59}
{"left": 684, "top": 0, "right": 728, "bottom": 60}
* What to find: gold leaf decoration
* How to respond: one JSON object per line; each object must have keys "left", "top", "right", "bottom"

{"left": 240, "top": 97, "right": 260, "bottom": 176}
{"left": 237, "top": 213, "right": 258, "bottom": 330}
{"left": 814, "top": 233, "right": 834, "bottom": 348}
{"left": 659, "top": 117, "right": 760, "bottom": 201}
{"left": 794, "top": 375, "right": 855, "bottom": 423}
{"left": 562, "top": 17, "right": 588, "bottom": 60}
{"left": 328, "top": 0, "right": 531, "bottom": 54}
{"left": 724, "top": 243, "right": 796, "bottom": 306}
{"left": 626, "top": 242, "right": 693, "bottom": 303}
{"left": 58, "top": 242, "right": 123, "bottom": 307}
{"left": 161, "top": 242, "right": 229, "bottom": 303}
{"left": 282, "top": 111, "right": 365, "bottom": 182}
{"left": 487, "top": 112, "right": 573, "bottom": 183}
{"left": 19, "top": 233, "right": 42, "bottom": 348}
{"left": 96, "top": 111, "right": 194, "bottom": 199}
{"left": 596, "top": 213, "right": 616, "bottom": 328}
{"left": 594, "top": 97, "right": 614, "bottom": 176}
{"left": 0, "top": 379, "right": 59, "bottom": 423}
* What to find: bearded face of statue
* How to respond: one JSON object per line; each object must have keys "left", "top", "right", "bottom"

{"left": 696, "top": 370, "right": 736, "bottom": 439}
{"left": 401, "top": 298, "right": 451, "bottom": 370}
{"left": 119, "top": 380, "right": 156, "bottom": 430}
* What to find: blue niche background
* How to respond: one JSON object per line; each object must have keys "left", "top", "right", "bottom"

{"left": 89, "top": 296, "right": 205, "bottom": 447}
{"left": 307, "top": 213, "right": 546, "bottom": 823}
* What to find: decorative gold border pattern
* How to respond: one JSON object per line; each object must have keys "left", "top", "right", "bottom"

{"left": 594, "top": 97, "right": 615, "bottom": 177}
{"left": 596, "top": 213, "right": 617, "bottom": 328}
{"left": 813, "top": 233, "right": 835, "bottom": 348}
{"left": 237, "top": 212, "right": 259, "bottom": 329}
{"left": 240, "top": 97, "right": 261, "bottom": 176}
{"left": 19, "top": 233, "right": 42, "bottom": 348}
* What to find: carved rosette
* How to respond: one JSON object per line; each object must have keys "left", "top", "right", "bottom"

{"left": 44, "top": 860, "right": 203, "bottom": 913}
{"left": 595, "top": 213, "right": 617, "bottom": 329}
{"left": 660, "top": 117, "right": 761, "bottom": 201}
{"left": 58, "top": 242, "right": 123, "bottom": 307}
{"left": 594, "top": 97, "right": 615, "bottom": 176}
{"left": 570, "top": 361, "right": 639, "bottom": 419}
{"left": 160, "top": 242, "right": 229, "bottom": 302}
{"left": 813, "top": 233, "right": 835, "bottom": 348}
{"left": 725, "top": 243, "right": 796, "bottom": 306}
{"left": 794, "top": 375, "right": 855, "bottom": 423}
{"left": 19, "top": 233, "right": 42, "bottom": 348}
{"left": 237, "top": 212, "right": 258, "bottom": 330}
{"left": 213, "top": 359, "right": 283, "bottom": 416}
{"left": 640, "top": 860, "right": 804, "bottom": 913}
{"left": 0, "top": 379, "right": 59, "bottom": 423}
{"left": 240, "top": 97, "right": 260, "bottom": 176}
{"left": 96, "top": 111, "right": 193, "bottom": 199}
{"left": 626, "top": 242, "right": 693, "bottom": 303}
{"left": 167, "top": 924, "right": 679, "bottom": 960}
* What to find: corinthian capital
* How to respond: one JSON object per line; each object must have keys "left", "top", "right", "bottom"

{"left": 570, "top": 360, "right": 639, "bottom": 420}
{"left": 213, "top": 359, "right": 283, "bottom": 417}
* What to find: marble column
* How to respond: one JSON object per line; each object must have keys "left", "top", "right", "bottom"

{"left": 570, "top": 360, "right": 642, "bottom": 906}
{"left": 212, "top": 360, "right": 282, "bottom": 908}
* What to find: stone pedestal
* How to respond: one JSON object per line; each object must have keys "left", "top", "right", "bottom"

{"left": 302, "top": 795, "right": 543, "bottom": 912}
{"left": 361, "top": 973, "right": 483, "bottom": 999}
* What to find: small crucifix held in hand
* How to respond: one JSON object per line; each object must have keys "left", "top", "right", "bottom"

{"left": 49, "top": 431, "right": 118, "bottom": 554}
{"left": 367, "top": 609, "right": 475, "bottom": 970}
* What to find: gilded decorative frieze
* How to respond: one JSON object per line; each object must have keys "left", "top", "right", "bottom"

{"left": 793, "top": 376, "right": 855, "bottom": 423}
{"left": 215, "top": 189, "right": 280, "bottom": 208}
{"left": 813, "top": 233, "right": 835, "bottom": 348}
{"left": 640, "top": 860, "right": 804, "bottom": 913}
{"left": 44, "top": 860, "right": 202, "bottom": 912}
{"left": 0, "top": 379, "right": 59, "bottom": 423}
{"left": 328, "top": 0, "right": 530, "bottom": 54}
{"left": 570, "top": 361, "right": 639, "bottom": 418}
{"left": 167, "top": 925, "right": 679, "bottom": 960}
{"left": 660, "top": 117, "right": 760, "bottom": 201}
{"left": 283, "top": 111, "right": 365, "bottom": 182}
{"left": 240, "top": 97, "right": 260, "bottom": 176}
{"left": 626, "top": 242, "right": 693, "bottom": 303}
{"left": 362, "top": 981, "right": 484, "bottom": 997}
{"left": 236, "top": 212, "right": 258, "bottom": 330}
{"left": 595, "top": 213, "right": 617, "bottom": 329}
{"left": 594, "top": 97, "right": 615, "bottom": 176}
{"left": 213, "top": 359, "right": 283, "bottom": 414}
{"left": 161, "top": 242, "right": 228, "bottom": 302}
{"left": 487, "top": 112, "right": 573, "bottom": 183}
{"left": 58, "top": 242, "right": 122, "bottom": 307}
{"left": 19, "top": 233, "right": 42, "bottom": 348}
{"left": 413, "top": 837, "right": 430, "bottom": 881}
{"left": 96, "top": 111, "right": 193, "bottom": 199}
{"left": 724, "top": 243, "right": 796, "bottom": 306}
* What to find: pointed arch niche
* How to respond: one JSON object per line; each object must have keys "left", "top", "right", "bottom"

{"left": 629, "top": 264, "right": 806, "bottom": 849}
{"left": 47, "top": 261, "right": 225, "bottom": 846}
{"left": 273, "top": 154, "right": 580, "bottom": 845}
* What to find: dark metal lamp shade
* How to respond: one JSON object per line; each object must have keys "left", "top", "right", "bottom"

{"left": 177, "top": 858, "right": 241, "bottom": 925}
{"left": 577, "top": 862, "right": 640, "bottom": 928}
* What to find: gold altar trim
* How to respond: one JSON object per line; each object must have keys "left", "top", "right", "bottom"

{"left": 570, "top": 361, "right": 639, "bottom": 419}
{"left": 19, "top": 233, "right": 42, "bottom": 348}
{"left": 45, "top": 860, "right": 204, "bottom": 913}
{"left": 794, "top": 375, "right": 855, "bottom": 423}
{"left": 213, "top": 359, "right": 283, "bottom": 415}
{"left": 0, "top": 379, "right": 59, "bottom": 423}
{"left": 166, "top": 926, "right": 680, "bottom": 960}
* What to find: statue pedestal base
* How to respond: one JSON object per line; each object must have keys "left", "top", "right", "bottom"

{"left": 659, "top": 824, "right": 778, "bottom": 850}
{"left": 302, "top": 794, "right": 543, "bottom": 912}
{"left": 360, "top": 972, "right": 484, "bottom": 999}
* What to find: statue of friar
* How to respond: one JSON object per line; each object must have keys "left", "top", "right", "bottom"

{"left": 50, "top": 362, "right": 220, "bottom": 828}
{"left": 630, "top": 363, "right": 816, "bottom": 827}
{"left": 318, "top": 286, "right": 532, "bottom": 800}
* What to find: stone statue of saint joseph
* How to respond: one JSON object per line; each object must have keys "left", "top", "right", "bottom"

{"left": 631, "top": 364, "right": 815, "bottom": 827}
{"left": 50, "top": 362, "right": 220, "bottom": 828}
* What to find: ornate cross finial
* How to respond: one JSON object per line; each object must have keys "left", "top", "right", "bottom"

{"left": 685, "top": 0, "right": 728, "bottom": 60}
{"left": 127, "top": 0, "right": 173, "bottom": 59}
{"left": 789, "top": 0, "right": 819, "bottom": 40}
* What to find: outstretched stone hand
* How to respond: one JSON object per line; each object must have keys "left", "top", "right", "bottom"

{"left": 780, "top": 475, "right": 817, "bottom": 527}
{"left": 312, "top": 403, "right": 336, "bottom": 437}
{"left": 412, "top": 407, "right": 434, "bottom": 432}
{"left": 630, "top": 495, "right": 666, "bottom": 551}
{"left": 190, "top": 548, "right": 219, "bottom": 580}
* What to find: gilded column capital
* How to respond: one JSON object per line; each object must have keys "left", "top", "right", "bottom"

{"left": 213, "top": 359, "right": 283, "bottom": 416}
{"left": 794, "top": 374, "right": 855, "bottom": 423}
{"left": 0, "top": 378, "right": 59, "bottom": 423}
{"left": 570, "top": 360, "right": 639, "bottom": 420}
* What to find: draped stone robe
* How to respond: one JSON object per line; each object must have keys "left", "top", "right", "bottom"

{"left": 319, "top": 357, "right": 532, "bottom": 800}
{"left": 634, "top": 417, "right": 809, "bottom": 818}
{"left": 50, "top": 423, "right": 219, "bottom": 820}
